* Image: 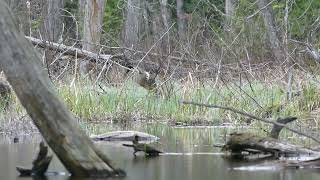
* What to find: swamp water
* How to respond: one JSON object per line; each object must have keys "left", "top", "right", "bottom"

{"left": 0, "top": 124, "right": 319, "bottom": 180}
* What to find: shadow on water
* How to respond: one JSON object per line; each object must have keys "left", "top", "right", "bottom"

{"left": 1, "top": 123, "right": 320, "bottom": 180}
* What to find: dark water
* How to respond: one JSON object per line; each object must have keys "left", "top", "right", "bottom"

{"left": 1, "top": 125, "right": 320, "bottom": 180}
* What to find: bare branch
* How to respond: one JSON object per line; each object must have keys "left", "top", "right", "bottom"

{"left": 246, "top": 0, "right": 276, "bottom": 20}
{"left": 181, "top": 101, "right": 320, "bottom": 144}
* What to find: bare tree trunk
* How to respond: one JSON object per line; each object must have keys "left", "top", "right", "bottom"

{"left": 0, "top": 1, "right": 123, "bottom": 177}
{"left": 39, "top": 0, "right": 65, "bottom": 77}
{"left": 81, "top": 0, "right": 106, "bottom": 75}
{"left": 83, "top": 0, "right": 105, "bottom": 52}
{"left": 257, "top": 0, "right": 283, "bottom": 61}
{"left": 160, "top": 0, "right": 171, "bottom": 53}
{"left": 224, "top": 0, "right": 236, "bottom": 31}
{"left": 123, "top": 0, "right": 140, "bottom": 48}
{"left": 40, "top": 0, "right": 64, "bottom": 43}
{"left": 176, "top": 0, "right": 186, "bottom": 42}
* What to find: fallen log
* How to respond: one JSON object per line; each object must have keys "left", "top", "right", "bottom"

{"left": 223, "top": 132, "right": 320, "bottom": 159}
{"left": 25, "top": 36, "right": 132, "bottom": 70}
{"left": 91, "top": 131, "right": 160, "bottom": 142}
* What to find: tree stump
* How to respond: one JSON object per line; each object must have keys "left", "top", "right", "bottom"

{"left": 16, "top": 142, "right": 52, "bottom": 176}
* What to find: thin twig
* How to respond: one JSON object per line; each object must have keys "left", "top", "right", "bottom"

{"left": 246, "top": 0, "right": 276, "bottom": 20}
{"left": 181, "top": 101, "right": 320, "bottom": 144}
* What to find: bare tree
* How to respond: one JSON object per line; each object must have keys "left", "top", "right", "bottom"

{"left": 257, "top": 0, "right": 283, "bottom": 61}
{"left": 176, "top": 0, "right": 186, "bottom": 42}
{"left": 224, "top": 0, "right": 236, "bottom": 30}
{"left": 40, "top": 0, "right": 64, "bottom": 43}
{"left": 39, "top": 0, "right": 65, "bottom": 77}
{"left": 123, "top": 0, "right": 140, "bottom": 48}
{"left": 159, "top": 0, "right": 171, "bottom": 53}
{"left": 0, "top": 1, "right": 123, "bottom": 177}
{"left": 81, "top": 0, "right": 106, "bottom": 74}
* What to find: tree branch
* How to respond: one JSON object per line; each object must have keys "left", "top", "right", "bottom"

{"left": 181, "top": 101, "right": 320, "bottom": 144}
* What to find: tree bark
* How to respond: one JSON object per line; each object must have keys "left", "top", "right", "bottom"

{"left": 159, "top": 0, "right": 171, "bottom": 53}
{"left": 83, "top": 0, "right": 105, "bottom": 52}
{"left": 81, "top": 0, "right": 106, "bottom": 75}
{"left": 0, "top": 2, "right": 123, "bottom": 177}
{"left": 257, "top": 0, "right": 283, "bottom": 61}
{"left": 39, "top": 0, "right": 65, "bottom": 77}
{"left": 123, "top": 0, "right": 140, "bottom": 48}
{"left": 40, "top": 0, "right": 64, "bottom": 43}
{"left": 224, "top": 0, "right": 236, "bottom": 31}
{"left": 176, "top": 0, "right": 186, "bottom": 42}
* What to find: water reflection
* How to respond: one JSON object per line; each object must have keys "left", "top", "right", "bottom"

{"left": 0, "top": 125, "right": 320, "bottom": 180}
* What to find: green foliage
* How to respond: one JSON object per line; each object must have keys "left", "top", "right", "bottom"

{"left": 288, "top": 0, "right": 320, "bottom": 39}
{"left": 64, "top": 0, "right": 79, "bottom": 15}
{"left": 103, "top": 0, "right": 124, "bottom": 42}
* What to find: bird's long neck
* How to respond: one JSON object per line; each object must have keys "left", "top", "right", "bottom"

{"left": 132, "top": 137, "right": 139, "bottom": 145}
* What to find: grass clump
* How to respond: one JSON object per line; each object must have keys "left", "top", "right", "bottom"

{"left": 53, "top": 74, "right": 320, "bottom": 127}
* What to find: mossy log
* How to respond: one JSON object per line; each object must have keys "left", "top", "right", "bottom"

{"left": 223, "top": 132, "right": 320, "bottom": 159}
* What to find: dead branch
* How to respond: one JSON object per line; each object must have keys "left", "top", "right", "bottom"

{"left": 181, "top": 101, "right": 320, "bottom": 144}
{"left": 25, "top": 36, "right": 131, "bottom": 70}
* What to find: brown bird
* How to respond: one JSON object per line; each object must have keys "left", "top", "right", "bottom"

{"left": 136, "top": 70, "right": 157, "bottom": 93}
{"left": 123, "top": 135, "right": 162, "bottom": 156}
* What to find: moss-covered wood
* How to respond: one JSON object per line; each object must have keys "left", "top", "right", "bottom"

{"left": 223, "top": 132, "right": 320, "bottom": 158}
{"left": 0, "top": 2, "right": 124, "bottom": 177}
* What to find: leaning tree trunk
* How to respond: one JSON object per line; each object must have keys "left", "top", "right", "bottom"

{"left": 0, "top": 1, "right": 122, "bottom": 177}
{"left": 257, "top": 0, "right": 283, "bottom": 62}
{"left": 81, "top": 0, "right": 106, "bottom": 75}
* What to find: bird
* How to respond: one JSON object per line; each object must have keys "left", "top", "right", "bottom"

{"left": 136, "top": 69, "right": 158, "bottom": 93}
{"left": 123, "top": 135, "right": 162, "bottom": 157}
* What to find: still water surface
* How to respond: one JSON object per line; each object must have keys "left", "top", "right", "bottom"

{"left": 0, "top": 125, "right": 319, "bottom": 180}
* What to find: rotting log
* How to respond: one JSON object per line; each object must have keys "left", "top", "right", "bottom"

{"left": 223, "top": 132, "right": 320, "bottom": 159}
{"left": 0, "top": 2, "right": 124, "bottom": 177}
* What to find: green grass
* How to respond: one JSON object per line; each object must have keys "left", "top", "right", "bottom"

{"left": 52, "top": 78, "right": 320, "bottom": 126}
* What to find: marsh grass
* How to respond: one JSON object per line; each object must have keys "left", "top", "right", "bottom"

{"left": 53, "top": 74, "right": 320, "bottom": 128}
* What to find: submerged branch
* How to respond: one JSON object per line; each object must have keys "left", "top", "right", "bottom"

{"left": 181, "top": 101, "right": 320, "bottom": 144}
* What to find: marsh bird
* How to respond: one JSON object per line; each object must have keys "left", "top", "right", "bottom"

{"left": 123, "top": 135, "right": 162, "bottom": 156}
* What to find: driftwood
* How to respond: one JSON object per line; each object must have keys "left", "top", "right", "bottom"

{"left": 223, "top": 133, "right": 320, "bottom": 158}
{"left": 16, "top": 142, "right": 52, "bottom": 176}
{"left": 222, "top": 117, "right": 320, "bottom": 160}
{"left": 91, "top": 131, "right": 160, "bottom": 142}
